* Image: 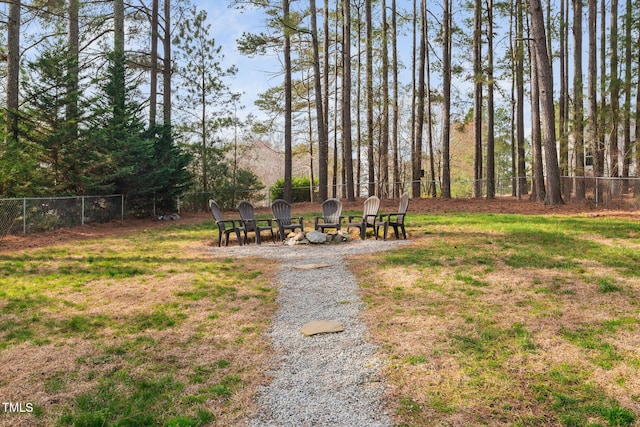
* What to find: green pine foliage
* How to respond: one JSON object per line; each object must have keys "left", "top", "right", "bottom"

{"left": 1, "top": 41, "right": 192, "bottom": 208}
{"left": 20, "top": 40, "right": 85, "bottom": 195}
{"left": 83, "top": 51, "right": 192, "bottom": 211}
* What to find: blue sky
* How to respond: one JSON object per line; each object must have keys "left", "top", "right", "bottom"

{"left": 200, "top": 3, "right": 279, "bottom": 120}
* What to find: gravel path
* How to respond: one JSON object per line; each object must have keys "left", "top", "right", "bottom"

{"left": 213, "top": 239, "right": 409, "bottom": 426}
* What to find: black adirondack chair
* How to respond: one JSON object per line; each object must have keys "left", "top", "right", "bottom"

{"left": 271, "top": 199, "right": 304, "bottom": 240}
{"left": 237, "top": 200, "right": 275, "bottom": 244}
{"left": 377, "top": 192, "right": 409, "bottom": 240}
{"left": 314, "top": 198, "right": 343, "bottom": 233}
{"left": 346, "top": 196, "right": 380, "bottom": 240}
{"left": 209, "top": 199, "right": 245, "bottom": 247}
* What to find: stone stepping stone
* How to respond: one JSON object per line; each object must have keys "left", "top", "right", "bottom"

{"left": 292, "top": 263, "right": 331, "bottom": 270}
{"left": 300, "top": 320, "right": 344, "bottom": 336}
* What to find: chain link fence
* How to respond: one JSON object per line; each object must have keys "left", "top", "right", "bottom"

{"left": 0, "top": 195, "right": 123, "bottom": 237}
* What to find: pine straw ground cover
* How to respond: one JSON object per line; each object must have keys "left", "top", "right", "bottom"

{"left": 0, "top": 221, "right": 277, "bottom": 426}
{"left": 351, "top": 213, "right": 640, "bottom": 426}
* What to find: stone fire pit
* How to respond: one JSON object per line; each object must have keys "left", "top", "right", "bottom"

{"left": 283, "top": 230, "right": 354, "bottom": 246}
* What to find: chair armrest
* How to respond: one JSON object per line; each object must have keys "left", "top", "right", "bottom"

{"left": 381, "top": 212, "right": 402, "bottom": 222}
{"left": 394, "top": 213, "right": 406, "bottom": 223}
{"left": 364, "top": 214, "right": 378, "bottom": 225}
{"left": 314, "top": 216, "right": 321, "bottom": 227}
{"left": 255, "top": 218, "right": 273, "bottom": 227}
{"left": 241, "top": 218, "right": 256, "bottom": 227}
{"left": 347, "top": 215, "right": 360, "bottom": 222}
{"left": 297, "top": 216, "right": 304, "bottom": 224}
{"left": 219, "top": 220, "right": 246, "bottom": 232}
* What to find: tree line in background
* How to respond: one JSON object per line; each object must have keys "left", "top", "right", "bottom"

{"left": 3, "top": 0, "right": 640, "bottom": 209}
{"left": 0, "top": 0, "right": 263, "bottom": 210}
{"left": 234, "top": 0, "right": 640, "bottom": 206}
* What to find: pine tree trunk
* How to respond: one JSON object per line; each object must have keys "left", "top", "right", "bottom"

{"left": 332, "top": 0, "right": 339, "bottom": 198}
{"left": 283, "top": 0, "right": 292, "bottom": 202}
{"left": 473, "top": 0, "right": 483, "bottom": 199}
{"left": 516, "top": 0, "right": 527, "bottom": 197}
{"left": 623, "top": 0, "right": 632, "bottom": 192}
{"left": 342, "top": 0, "right": 355, "bottom": 201}
{"left": 573, "top": 0, "right": 585, "bottom": 200}
{"left": 411, "top": 0, "right": 417, "bottom": 197}
{"left": 392, "top": 0, "right": 400, "bottom": 197}
{"left": 114, "top": 0, "right": 125, "bottom": 115}
{"left": 529, "top": 0, "right": 564, "bottom": 205}
{"left": 441, "top": 0, "right": 452, "bottom": 198}
{"left": 355, "top": 2, "right": 363, "bottom": 197}
{"left": 310, "top": 0, "right": 328, "bottom": 202}
{"left": 486, "top": 0, "right": 495, "bottom": 199}
{"left": 324, "top": 0, "right": 332, "bottom": 197}
{"left": 67, "top": 0, "right": 79, "bottom": 141}
{"left": 529, "top": 38, "right": 545, "bottom": 202}
{"left": 610, "top": 0, "right": 620, "bottom": 179}
{"left": 366, "top": 0, "right": 375, "bottom": 197}
{"left": 588, "top": 0, "right": 598, "bottom": 184}
{"left": 163, "top": 0, "right": 171, "bottom": 127}
{"left": 5, "top": 0, "right": 20, "bottom": 143}
{"left": 412, "top": 0, "right": 426, "bottom": 199}
{"left": 559, "top": 0, "right": 569, "bottom": 198}
{"left": 598, "top": 0, "right": 606, "bottom": 177}
{"left": 425, "top": 8, "right": 436, "bottom": 198}
{"left": 636, "top": 33, "right": 640, "bottom": 196}
{"left": 149, "top": 0, "right": 158, "bottom": 127}
{"left": 380, "top": 0, "right": 389, "bottom": 198}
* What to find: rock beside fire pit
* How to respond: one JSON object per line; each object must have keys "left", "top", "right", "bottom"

{"left": 284, "top": 230, "right": 353, "bottom": 245}
{"left": 305, "top": 231, "right": 327, "bottom": 243}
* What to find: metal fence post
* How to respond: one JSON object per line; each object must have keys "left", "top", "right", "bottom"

{"left": 81, "top": 196, "right": 85, "bottom": 226}
{"left": 121, "top": 195, "right": 125, "bottom": 220}
{"left": 23, "top": 198, "right": 26, "bottom": 235}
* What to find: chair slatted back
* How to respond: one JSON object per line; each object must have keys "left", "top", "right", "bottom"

{"left": 209, "top": 200, "right": 226, "bottom": 230}
{"left": 397, "top": 193, "right": 409, "bottom": 224}
{"left": 237, "top": 200, "right": 255, "bottom": 222}
{"left": 271, "top": 199, "right": 293, "bottom": 226}
{"left": 321, "top": 198, "right": 342, "bottom": 224}
{"left": 363, "top": 196, "right": 380, "bottom": 225}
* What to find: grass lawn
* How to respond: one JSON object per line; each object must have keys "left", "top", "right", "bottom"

{"left": 1, "top": 211, "right": 640, "bottom": 426}
{"left": 351, "top": 212, "right": 640, "bottom": 426}
{"left": 0, "top": 221, "right": 277, "bottom": 426}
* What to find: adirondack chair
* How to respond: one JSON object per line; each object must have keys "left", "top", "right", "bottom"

{"left": 271, "top": 199, "right": 304, "bottom": 240}
{"left": 377, "top": 192, "right": 409, "bottom": 241}
{"left": 314, "top": 198, "right": 343, "bottom": 233}
{"left": 209, "top": 199, "right": 246, "bottom": 247}
{"left": 346, "top": 195, "right": 380, "bottom": 240}
{"left": 237, "top": 200, "right": 275, "bottom": 244}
